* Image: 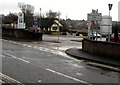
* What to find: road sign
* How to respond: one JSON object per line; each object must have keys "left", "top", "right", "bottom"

{"left": 91, "top": 22, "right": 96, "bottom": 28}
{"left": 87, "top": 10, "right": 102, "bottom": 21}
{"left": 108, "top": 4, "right": 113, "bottom": 10}
{"left": 17, "top": 12, "right": 25, "bottom": 28}
{"left": 33, "top": 20, "right": 39, "bottom": 25}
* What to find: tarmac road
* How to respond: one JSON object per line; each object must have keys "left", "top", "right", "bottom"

{"left": 1, "top": 35, "right": 120, "bottom": 84}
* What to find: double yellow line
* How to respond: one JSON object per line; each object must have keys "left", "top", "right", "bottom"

{"left": 0, "top": 72, "right": 23, "bottom": 84}
{"left": 88, "top": 62, "right": 120, "bottom": 72}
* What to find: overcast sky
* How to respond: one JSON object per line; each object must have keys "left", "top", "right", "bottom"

{"left": 0, "top": 0, "right": 120, "bottom": 21}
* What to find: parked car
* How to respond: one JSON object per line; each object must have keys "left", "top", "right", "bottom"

{"left": 76, "top": 32, "right": 88, "bottom": 36}
{"left": 61, "top": 32, "right": 67, "bottom": 35}
{"left": 89, "top": 32, "right": 101, "bottom": 39}
{"left": 106, "top": 33, "right": 120, "bottom": 42}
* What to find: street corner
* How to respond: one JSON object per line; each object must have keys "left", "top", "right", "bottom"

{"left": 65, "top": 48, "right": 81, "bottom": 58}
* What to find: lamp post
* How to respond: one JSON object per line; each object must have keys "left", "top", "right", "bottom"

{"left": 21, "top": 5, "right": 26, "bottom": 29}
{"left": 39, "top": 8, "right": 41, "bottom": 29}
{"left": 108, "top": 4, "right": 113, "bottom": 42}
{"left": 57, "top": 11, "right": 60, "bottom": 42}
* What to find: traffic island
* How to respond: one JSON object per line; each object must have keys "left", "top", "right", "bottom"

{"left": 65, "top": 38, "right": 120, "bottom": 72}
{"left": 65, "top": 48, "right": 120, "bottom": 72}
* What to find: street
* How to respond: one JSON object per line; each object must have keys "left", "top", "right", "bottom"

{"left": 1, "top": 35, "right": 119, "bottom": 84}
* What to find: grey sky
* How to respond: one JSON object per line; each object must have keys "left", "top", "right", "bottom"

{"left": 0, "top": 0, "right": 120, "bottom": 21}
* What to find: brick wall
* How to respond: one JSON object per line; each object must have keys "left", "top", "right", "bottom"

{"left": 82, "top": 38, "right": 120, "bottom": 59}
{"left": 2, "top": 28, "right": 43, "bottom": 41}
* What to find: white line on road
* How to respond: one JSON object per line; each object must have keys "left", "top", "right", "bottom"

{"left": 1, "top": 55, "right": 6, "bottom": 57}
{"left": 76, "top": 73, "right": 82, "bottom": 76}
{"left": 22, "top": 44, "right": 27, "bottom": 46}
{"left": 38, "top": 80, "right": 42, "bottom": 83}
{"left": 3, "top": 52, "right": 30, "bottom": 63}
{"left": 33, "top": 46, "right": 38, "bottom": 49}
{"left": 2, "top": 39, "right": 82, "bottom": 62}
{"left": 46, "top": 69, "right": 91, "bottom": 85}
{"left": 27, "top": 45, "right": 32, "bottom": 48}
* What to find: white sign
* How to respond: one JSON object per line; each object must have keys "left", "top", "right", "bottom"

{"left": 87, "top": 10, "right": 102, "bottom": 21}
{"left": 17, "top": 13, "right": 25, "bottom": 29}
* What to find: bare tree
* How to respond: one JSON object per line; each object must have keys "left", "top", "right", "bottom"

{"left": 18, "top": 2, "right": 34, "bottom": 13}
{"left": 18, "top": 2, "right": 34, "bottom": 28}
{"left": 46, "top": 10, "right": 61, "bottom": 19}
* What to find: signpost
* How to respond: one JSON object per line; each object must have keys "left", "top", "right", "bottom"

{"left": 87, "top": 9, "right": 102, "bottom": 40}
{"left": 17, "top": 12, "right": 25, "bottom": 29}
{"left": 108, "top": 3, "right": 113, "bottom": 42}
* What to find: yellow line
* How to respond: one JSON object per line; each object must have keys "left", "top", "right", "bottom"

{"left": 0, "top": 72, "right": 23, "bottom": 84}
{"left": 88, "top": 62, "right": 120, "bottom": 71}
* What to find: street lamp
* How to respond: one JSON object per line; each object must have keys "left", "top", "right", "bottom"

{"left": 21, "top": 5, "right": 26, "bottom": 28}
{"left": 39, "top": 8, "right": 41, "bottom": 29}
{"left": 108, "top": 4, "right": 113, "bottom": 42}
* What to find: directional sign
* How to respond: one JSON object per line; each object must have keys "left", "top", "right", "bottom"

{"left": 108, "top": 4, "right": 113, "bottom": 10}
{"left": 33, "top": 20, "right": 39, "bottom": 25}
{"left": 88, "top": 13, "right": 102, "bottom": 21}
{"left": 87, "top": 10, "right": 102, "bottom": 21}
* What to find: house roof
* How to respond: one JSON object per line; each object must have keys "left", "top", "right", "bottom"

{"left": 51, "top": 23, "right": 58, "bottom": 27}
{"left": 51, "top": 20, "right": 63, "bottom": 27}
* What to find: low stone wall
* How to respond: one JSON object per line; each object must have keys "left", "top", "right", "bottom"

{"left": 2, "top": 28, "right": 43, "bottom": 41}
{"left": 82, "top": 38, "right": 120, "bottom": 59}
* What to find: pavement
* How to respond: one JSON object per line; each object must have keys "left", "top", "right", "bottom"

{"left": 65, "top": 48, "right": 120, "bottom": 71}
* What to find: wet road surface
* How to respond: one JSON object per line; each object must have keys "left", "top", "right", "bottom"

{"left": 1, "top": 35, "right": 120, "bottom": 84}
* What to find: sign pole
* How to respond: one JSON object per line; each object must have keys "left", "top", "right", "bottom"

{"left": 108, "top": 4, "right": 113, "bottom": 42}
{"left": 88, "top": 21, "right": 91, "bottom": 39}
{"left": 95, "top": 20, "right": 98, "bottom": 41}
{"left": 87, "top": 9, "right": 102, "bottom": 41}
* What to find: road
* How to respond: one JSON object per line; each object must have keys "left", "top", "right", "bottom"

{"left": 1, "top": 35, "right": 119, "bottom": 84}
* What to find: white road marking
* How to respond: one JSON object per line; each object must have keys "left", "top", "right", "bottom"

{"left": 27, "top": 45, "right": 32, "bottom": 48}
{"left": 1, "top": 55, "right": 6, "bottom": 57}
{"left": 3, "top": 52, "right": 30, "bottom": 63}
{"left": 22, "top": 44, "right": 27, "bottom": 46}
{"left": 38, "top": 80, "right": 42, "bottom": 83}
{"left": 2, "top": 39, "right": 82, "bottom": 62}
{"left": 12, "top": 41, "right": 16, "bottom": 43}
{"left": 33, "top": 46, "right": 38, "bottom": 49}
{"left": 3, "top": 39, "right": 119, "bottom": 72}
{"left": 76, "top": 73, "right": 82, "bottom": 76}
{"left": 46, "top": 69, "right": 91, "bottom": 85}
